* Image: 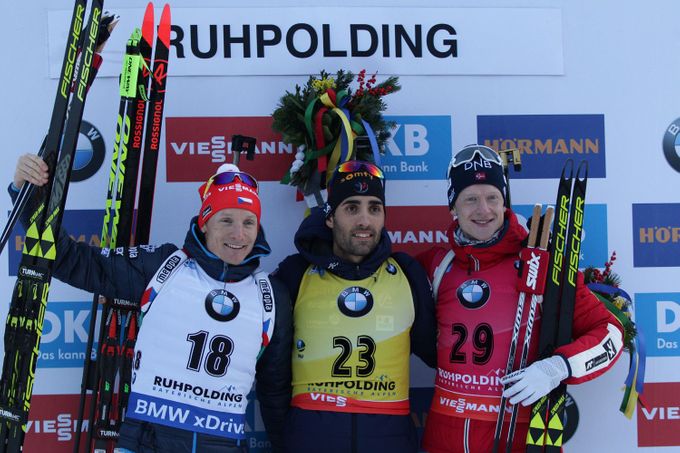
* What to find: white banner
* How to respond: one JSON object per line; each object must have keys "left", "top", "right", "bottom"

{"left": 48, "top": 7, "right": 563, "bottom": 77}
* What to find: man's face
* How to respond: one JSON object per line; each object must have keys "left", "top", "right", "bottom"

{"left": 201, "top": 208, "right": 258, "bottom": 265}
{"left": 326, "top": 195, "right": 385, "bottom": 264}
{"left": 452, "top": 184, "right": 504, "bottom": 241}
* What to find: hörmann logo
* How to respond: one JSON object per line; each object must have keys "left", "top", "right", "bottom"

{"left": 477, "top": 114, "right": 606, "bottom": 179}
{"left": 633, "top": 204, "right": 680, "bottom": 267}
{"left": 382, "top": 115, "right": 451, "bottom": 180}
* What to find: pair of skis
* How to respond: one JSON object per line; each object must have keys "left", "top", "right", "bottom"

{"left": 492, "top": 160, "right": 588, "bottom": 452}
{"left": 72, "top": 4, "right": 171, "bottom": 453}
{"left": 0, "top": 1, "right": 107, "bottom": 452}
{"left": 492, "top": 204, "right": 553, "bottom": 453}
{"left": 525, "top": 161, "right": 588, "bottom": 452}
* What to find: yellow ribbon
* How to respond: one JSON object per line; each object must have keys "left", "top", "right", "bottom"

{"left": 320, "top": 92, "right": 355, "bottom": 183}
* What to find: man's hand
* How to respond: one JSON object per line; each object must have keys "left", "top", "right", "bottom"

{"left": 500, "top": 355, "right": 570, "bottom": 406}
{"left": 14, "top": 154, "right": 49, "bottom": 189}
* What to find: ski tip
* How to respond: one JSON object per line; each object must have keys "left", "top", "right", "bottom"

{"left": 576, "top": 159, "right": 589, "bottom": 180}
{"left": 159, "top": 4, "right": 171, "bottom": 47}
{"left": 560, "top": 158, "right": 574, "bottom": 180}
{"left": 142, "top": 2, "right": 155, "bottom": 40}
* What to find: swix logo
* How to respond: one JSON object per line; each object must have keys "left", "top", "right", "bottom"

{"left": 310, "top": 393, "right": 347, "bottom": 407}
{"left": 166, "top": 117, "right": 293, "bottom": 182}
{"left": 526, "top": 252, "right": 541, "bottom": 290}
{"left": 381, "top": 116, "right": 451, "bottom": 180}
{"left": 637, "top": 382, "right": 680, "bottom": 447}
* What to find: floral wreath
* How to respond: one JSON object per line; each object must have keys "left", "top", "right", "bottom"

{"left": 272, "top": 70, "right": 400, "bottom": 206}
{"left": 584, "top": 251, "right": 645, "bottom": 418}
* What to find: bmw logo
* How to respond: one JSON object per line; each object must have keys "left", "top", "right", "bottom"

{"left": 456, "top": 279, "right": 491, "bottom": 309}
{"left": 296, "top": 339, "right": 306, "bottom": 352}
{"left": 205, "top": 289, "right": 240, "bottom": 322}
{"left": 72, "top": 120, "right": 106, "bottom": 182}
{"left": 337, "top": 286, "right": 374, "bottom": 317}
{"left": 663, "top": 117, "right": 680, "bottom": 173}
{"left": 386, "top": 263, "right": 397, "bottom": 275}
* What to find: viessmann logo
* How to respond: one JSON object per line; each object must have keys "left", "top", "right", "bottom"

{"left": 637, "top": 382, "right": 680, "bottom": 447}
{"left": 165, "top": 117, "right": 293, "bottom": 182}
{"left": 385, "top": 205, "right": 452, "bottom": 256}
{"left": 632, "top": 204, "right": 680, "bottom": 267}
{"left": 476, "top": 114, "right": 606, "bottom": 179}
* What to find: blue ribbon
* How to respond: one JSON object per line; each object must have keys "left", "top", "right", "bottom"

{"left": 361, "top": 119, "right": 382, "bottom": 166}
{"left": 587, "top": 282, "right": 632, "bottom": 302}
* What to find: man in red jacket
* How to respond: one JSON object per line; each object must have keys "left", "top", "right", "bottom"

{"left": 417, "top": 144, "right": 624, "bottom": 453}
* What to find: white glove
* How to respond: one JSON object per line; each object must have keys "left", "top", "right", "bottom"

{"left": 500, "top": 356, "right": 570, "bottom": 406}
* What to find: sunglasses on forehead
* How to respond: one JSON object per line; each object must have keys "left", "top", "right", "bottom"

{"left": 336, "top": 161, "right": 385, "bottom": 179}
{"left": 451, "top": 146, "right": 502, "bottom": 168}
{"left": 202, "top": 171, "right": 259, "bottom": 197}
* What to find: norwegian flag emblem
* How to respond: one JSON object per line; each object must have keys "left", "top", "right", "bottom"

{"left": 474, "top": 172, "right": 487, "bottom": 181}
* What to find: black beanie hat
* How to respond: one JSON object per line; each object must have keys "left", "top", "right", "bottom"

{"left": 447, "top": 144, "right": 507, "bottom": 209}
{"left": 325, "top": 161, "right": 385, "bottom": 217}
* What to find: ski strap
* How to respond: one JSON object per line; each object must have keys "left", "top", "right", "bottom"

{"left": 432, "top": 249, "right": 455, "bottom": 301}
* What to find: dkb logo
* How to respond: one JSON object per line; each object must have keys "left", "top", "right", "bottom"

{"left": 381, "top": 115, "right": 451, "bottom": 180}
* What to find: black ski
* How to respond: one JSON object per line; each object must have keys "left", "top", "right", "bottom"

{"left": 73, "top": 7, "right": 154, "bottom": 452}
{"left": 505, "top": 206, "right": 554, "bottom": 452}
{"left": 492, "top": 204, "right": 544, "bottom": 453}
{"left": 0, "top": 2, "right": 105, "bottom": 452}
{"left": 0, "top": 9, "right": 117, "bottom": 257}
{"left": 525, "top": 160, "right": 588, "bottom": 452}
{"left": 134, "top": 3, "right": 171, "bottom": 246}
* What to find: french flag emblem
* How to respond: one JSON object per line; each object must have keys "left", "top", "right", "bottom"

{"left": 238, "top": 197, "right": 253, "bottom": 205}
